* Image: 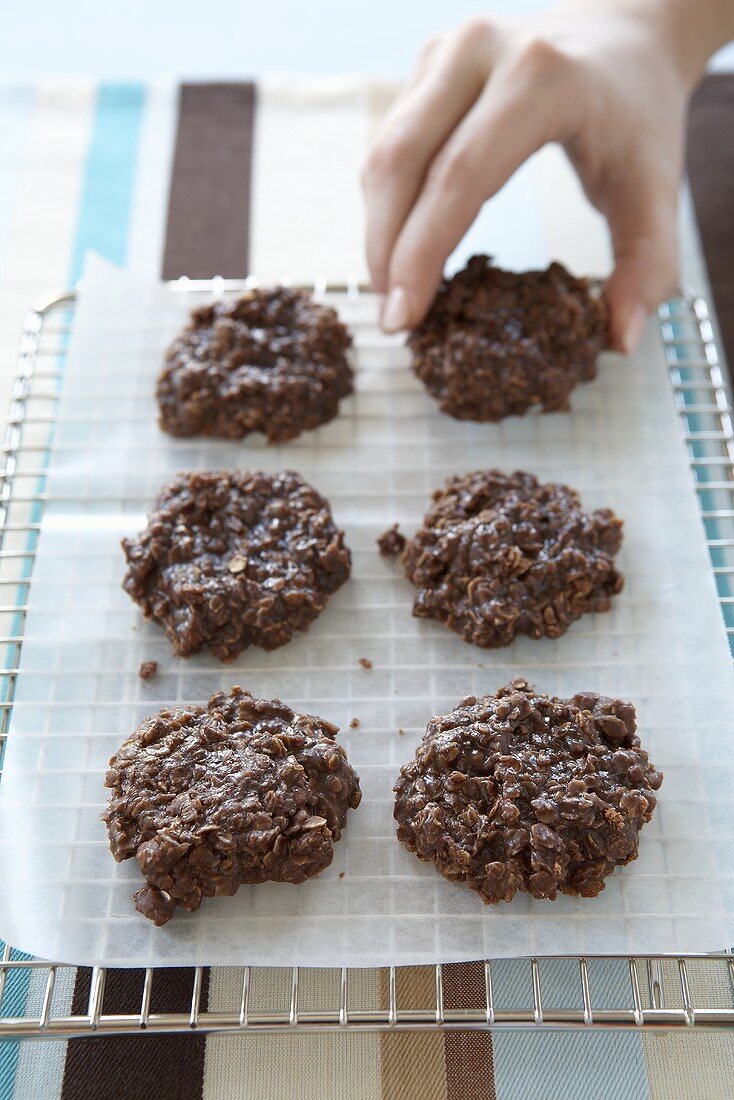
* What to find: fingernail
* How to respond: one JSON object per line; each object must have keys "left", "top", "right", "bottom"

{"left": 621, "top": 305, "right": 647, "bottom": 355}
{"left": 380, "top": 287, "right": 410, "bottom": 334}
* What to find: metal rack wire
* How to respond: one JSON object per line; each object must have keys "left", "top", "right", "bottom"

{"left": 0, "top": 286, "right": 732, "bottom": 1040}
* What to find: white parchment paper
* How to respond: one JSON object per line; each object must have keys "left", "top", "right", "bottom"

{"left": 0, "top": 254, "right": 731, "bottom": 966}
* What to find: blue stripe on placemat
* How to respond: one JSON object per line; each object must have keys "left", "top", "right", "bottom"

{"left": 0, "top": 950, "right": 34, "bottom": 1100}
{"left": 490, "top": 958, "right": 651, "bottom": 1100}
{"left": 493, "top": 1030, "right": 650, "bottom": 1100}
{"left": 69, "top": 82, "right": 147, "bottom": 282}
{"left": 0, "top": 80, "right": 147, "bottom": 1100}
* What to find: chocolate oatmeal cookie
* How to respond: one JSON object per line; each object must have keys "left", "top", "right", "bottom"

{"left": 157, "top": 287, "right": 353, "bottom": 442}
{"left": 394, "top": 679, "right": 662, "bottom": 904}
{"left": 104, "top": 687, "right": 361, "bottom": 925}
{"left": 403, "top": 470, "right": 623, "bottom": 648}
{"left": 409, "top": 256, "right": 608, "bottom": 421}
{"left": 122, "top": 470, "right": 350, "bottom": 660}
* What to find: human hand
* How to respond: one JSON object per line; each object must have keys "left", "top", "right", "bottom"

{"left": 362, "top": 1, "right": 711, "bottom": 351}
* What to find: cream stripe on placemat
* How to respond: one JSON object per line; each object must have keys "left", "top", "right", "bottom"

{"left": 2, "top": 80, "right": 95, "bottom": 288}
{"left": 0, "top": 81, "right": 94, "bottom": 413}
{"left": 0, "top": 86, "right": 35, "bottom": 283}
{"left": 641, "top": 958, "right": 734, "bottom": 1099}
{"left": 203, "top": 968, "right": 383, "bottom": 1100}
{"left": 249, "top": 78, "right": 372, "bottom": 284}
{"left": 127, "top": 80, "right": 178, "bottom": 280}
{"left": 643, "top": 1033, "right": 734, "bottom": 1100}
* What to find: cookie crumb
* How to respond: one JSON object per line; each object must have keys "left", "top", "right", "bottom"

{"left": 138, "top": 660, "right": 158, "bottom": 681}
{"left": 377, "top": 524, "right": 406, "bottom": 557}
{"left": 349, "top": 718, "right": 360, "bottom": 728}
{"left": 338, "top": 871, "right": 345, "bottom": 879}
{"left": 398, "top": 728, "right": 405, "bottom": 736}
{"left": 358, "top": 657, "right": 372, "bottom": 670}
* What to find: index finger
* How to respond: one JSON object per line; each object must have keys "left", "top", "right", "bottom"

{"left": 383, "top": 47, "right": 579, "bottom": 330}
{"left": 362, "top": 21, "right": 494, "bottom": 292}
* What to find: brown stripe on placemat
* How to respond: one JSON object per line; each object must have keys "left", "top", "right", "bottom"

{"left": 162, "top": 82, "right": 256, "bottom": 280}
{"left": 687, "top": 73, "right": 734, "bottom": 377}
{"left": 61, "top": 967, "right": 210, "bottom": 1100}
{"left": 379, "top": 967, "right": 447, "bottom": 1100}
{"left": 443, "top": 962, "right": 496, "bottom": 1100}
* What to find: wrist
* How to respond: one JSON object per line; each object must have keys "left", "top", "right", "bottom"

{"left": 619, "top": 0, "right": 734, "bottom": 88}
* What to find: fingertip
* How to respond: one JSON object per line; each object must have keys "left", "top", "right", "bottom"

{"left": 604, "top": 199, "right": 679, "bottom": 353}
{"left": 604, "top": 264, "right": 651, "bottom": 355}
{"left": 380, "top": 286, "right": 411, "bottom": 334}
{"left": 619, "top": 304, "right": 648, "bottom": 355}
{"left": 386, "top": 249, "right": 445, "bottom": 333}
{"left": 606, "top": 295, "right": 649, "bottom": 356}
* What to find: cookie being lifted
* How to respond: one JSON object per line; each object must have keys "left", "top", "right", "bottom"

{"left": 394, "top": 679, "right": 662, "bottom": 905}
{"left": 157, "top": 287, "right": 353, "bottom": 443}
{"left": 104, "top": 687, "right": 361, "bottom": 925}
{"left": 122, "top": 470, "right": 350, "bottom": 660}
{"left": 403, "top": 469, "right": 623, "bottom": 648}
{"left": 409, "top": 256, "right": 608, "bottom": 421}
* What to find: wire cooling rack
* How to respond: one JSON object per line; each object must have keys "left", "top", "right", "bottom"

{"left": 0, "top": 285, "right": 732, "bottom": 1040}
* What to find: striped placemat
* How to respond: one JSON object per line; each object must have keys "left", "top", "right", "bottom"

{"left": 0, "top": 78, "right": 732, "bottom": 1100}
{"left": 688, "top": 74, "right": 734, "bottom": 374}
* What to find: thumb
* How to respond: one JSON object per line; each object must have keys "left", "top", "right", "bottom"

{"left": 604, "top": 179, "right": 679, "bottom": 354}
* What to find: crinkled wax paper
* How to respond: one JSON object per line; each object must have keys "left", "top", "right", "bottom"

{"left": 0, "top": 255, "right": 731, "bottom": 966}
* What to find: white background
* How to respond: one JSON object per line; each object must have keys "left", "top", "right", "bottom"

{"left": 0, "top": 0, "right": 732, "bottom": 79}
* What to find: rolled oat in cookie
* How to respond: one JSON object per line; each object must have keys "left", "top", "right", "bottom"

{"left": 409, "top": 256, "right": 608, "bottom": 421}
{"left": 122, "top": 470, "right": 350, "bottom": 660}
{"left": 157, "top": 287, "right": 353, "bottom": 443}
{"left": 394, "top": 679, "right": 662, "bottom": 904}
{"left": 403, "top": 469, "right": 623, "bottom": 648}
{"left": 103, "top": 686, "right": 361, "bottom": 925}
